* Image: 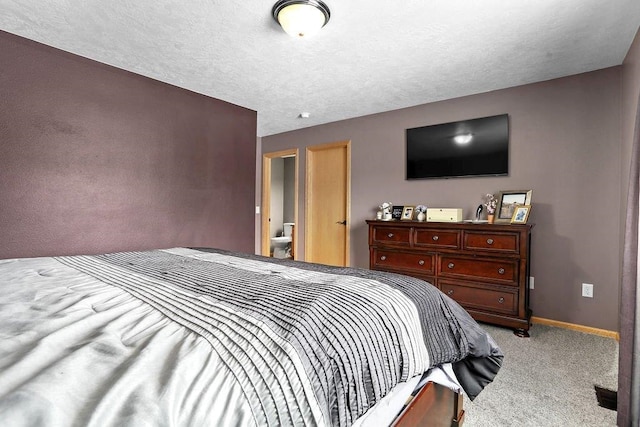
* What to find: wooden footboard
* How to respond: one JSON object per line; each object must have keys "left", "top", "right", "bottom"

{"left": 392, "top": 382, "right": 464, "bottom": 427}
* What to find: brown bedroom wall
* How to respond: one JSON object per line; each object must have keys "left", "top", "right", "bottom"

{"left": 0, "top": 31, "right": 256, "bottom": 259}
{"left": 262, "top": 68, "right": 622, "bottom": 331}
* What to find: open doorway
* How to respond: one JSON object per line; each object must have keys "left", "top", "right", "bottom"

{"left": 261, "top": 149, "right": 298, "bottom": 259}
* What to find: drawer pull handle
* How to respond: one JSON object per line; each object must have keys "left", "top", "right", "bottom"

{"left": 388, "top": 233, "right": 394, "bottom": 238}
{"left": 380, "top": 255, "right": 387, "bottom": 261}
{"left": 418, "top": 260, "right": 425, "bottom": 266}
{"left": 432, "top": 235, "right": 439, "bottom": 241}
{"left": 487, "top": 238, "right": 494, "bottom": 245}
{"left": 498, "top": 297, "right": 505, "bottom": 304}
{"left": 448, "top": 262, "right": 455, "bottom": 269}
{"left": 447, "top": 290, "right": 454, "bottom": 296}
{"left": 498, "top": 268, "right": 505, "bottom": 275}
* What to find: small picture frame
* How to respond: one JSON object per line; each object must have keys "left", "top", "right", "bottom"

{"left": 510, "top": 205, "right": 531, "bottom": 224}
{"left": 391, "top": 205, "right": 404, "bottom": 220}
{"left": 495, "top": 190, "right": 533, "bottom": 223}
{"left": 401, "top": 206, "right": 415, "bottom": 220}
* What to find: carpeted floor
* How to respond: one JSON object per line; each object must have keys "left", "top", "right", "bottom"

{"left": 464, "top": 323, "right": 618, "bottom": 426}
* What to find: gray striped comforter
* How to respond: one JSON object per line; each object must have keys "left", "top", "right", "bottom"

{"left": 0, "top": 248, "right": 502, "bottom": 426}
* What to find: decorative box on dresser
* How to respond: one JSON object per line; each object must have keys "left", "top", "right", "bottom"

{"left": 367, "top": 220, "right": 533, "bottom": 337}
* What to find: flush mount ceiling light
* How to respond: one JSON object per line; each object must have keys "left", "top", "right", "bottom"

{"left": 272, "top": 0, "right": 331, "bottom": 38}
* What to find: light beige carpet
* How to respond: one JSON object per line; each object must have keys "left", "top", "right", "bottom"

{"left": 464, "top": 323, "right": 618, "bottom": 426}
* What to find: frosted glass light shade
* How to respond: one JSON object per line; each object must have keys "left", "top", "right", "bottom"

{"left": 272, "top": 0, "right": 330, "bottom": 38}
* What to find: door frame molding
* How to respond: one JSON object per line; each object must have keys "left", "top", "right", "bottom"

{"left": 261, "top": 148, "right": 299, "bottom": 259}
{"left": 305, "top": 140, "right": 351, "bottom": 266}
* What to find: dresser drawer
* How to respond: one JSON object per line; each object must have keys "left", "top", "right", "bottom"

{"left": 414, "top": 229, "right": 461, "bottom": 249}
{"left": 440, "top": 280, "right": 518, "bottom": 315}
{"left": 439, "top": 255, "right": 518, "bottom": 284}
{"left": 463, "top": 231, "right": 520, "bottom": 254}
{"left": 371, "top": 226, "right": 411, "bottom": 247}
{"left": 371, "top": 249, "right": 435, "bottom": 275}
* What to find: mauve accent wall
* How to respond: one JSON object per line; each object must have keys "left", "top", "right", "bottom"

{"left": 622, "top": 30, "right": 640, "bottom": 244}
{"left": 262, "top": 67, "right": 622, "bottom": 331}
{"left": 0, "top": 31, "right": 256, "bottom": 259}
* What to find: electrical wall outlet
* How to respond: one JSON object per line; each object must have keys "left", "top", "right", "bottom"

{"left": 255, "top": 206, "right": 260, "bottom": 214}
{"left": 529, "top": 276, "right": 535, "bottom": 290}
{"left": 582, "top": 283, "right": 594, "bottom": 298}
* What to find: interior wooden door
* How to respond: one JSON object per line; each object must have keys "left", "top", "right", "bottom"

{"left": 305, "top": 141, "right": 350, "bottom": 266}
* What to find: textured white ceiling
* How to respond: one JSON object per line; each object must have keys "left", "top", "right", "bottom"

{"left": 1, "top": 1, "right": 639, "bottom": 136}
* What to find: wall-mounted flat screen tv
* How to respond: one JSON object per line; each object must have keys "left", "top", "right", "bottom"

{"left": 406, "top": 114, "right": 509, "bottom": 179}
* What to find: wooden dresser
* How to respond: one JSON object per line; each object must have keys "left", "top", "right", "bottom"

{"left": 367, "top": 220, "right": 533, "bottom": 336}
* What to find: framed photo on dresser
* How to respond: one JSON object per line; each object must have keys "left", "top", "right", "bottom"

{"left": 511, "top": 205, "right": 531, "bottom": 224}
{"left": 495, "top": 190, "right": 532, "bottom": 223}
{"left": 401, "top": 206, "right": 415, "bottom": 220}
{"left": 391, "top": 205, "right": 404, "bottom": 220}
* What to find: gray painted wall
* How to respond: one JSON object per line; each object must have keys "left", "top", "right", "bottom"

{"left": 261, "top": 67, "right": 623, "bottom": 331}
{"left": 284, "top": 157, "right": 296, "bottom": 224}
{"left": 267, "top": 157, "right": 295, "bottom": 238}
{"left": 270, "top": 158, "right": 285, "bottom": 238}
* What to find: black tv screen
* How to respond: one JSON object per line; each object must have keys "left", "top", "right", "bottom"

{"left": 406, "top": 114, "right": 509, "bottom": 179}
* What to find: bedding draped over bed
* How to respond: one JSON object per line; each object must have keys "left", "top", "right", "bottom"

{"left": 0, "top": 248, "right": 502, "bottom": 426}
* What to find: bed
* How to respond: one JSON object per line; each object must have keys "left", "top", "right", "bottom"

{"left": 0, "top": 247, "right": 502, "bottom": 426}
